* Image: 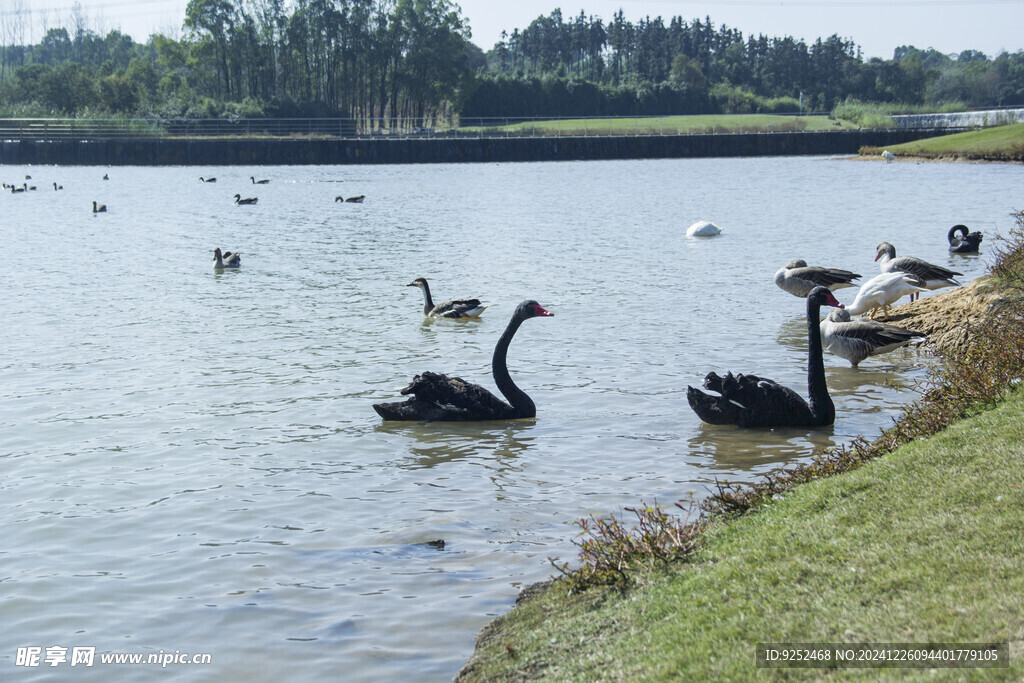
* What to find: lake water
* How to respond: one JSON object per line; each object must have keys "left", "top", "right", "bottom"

{"left": 2, "top": 157, "right": 1020, "bottom": 680}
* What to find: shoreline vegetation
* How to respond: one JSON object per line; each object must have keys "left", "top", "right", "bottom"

{"left": 455, "top": 210, "right": 1024, "bottom": 681}
{"left": 860, "top": 122, "right": 1024, "bottom": 163}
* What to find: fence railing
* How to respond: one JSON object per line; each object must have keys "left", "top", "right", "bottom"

{"left": 0, "top": 114, "right": 871, "bottom": 141}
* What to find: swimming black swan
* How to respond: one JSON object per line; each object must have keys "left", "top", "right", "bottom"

{"left": 875, "top": 241, "right": 961, "bottom": 301}
{"left": 774, "top": 259, "right": 861, "bottom": 298}
{"left": 820, "top": 309, "right": 926, "bottom": 367}
{"left": 373, "top": 300, "right": 553, "bottom": 421}
{"left": 213, "top": 248, "right": 241, "bottom": 268}
{"left": 947, "top": 224, "right": 983, "bottom": 253}
{"left": 92, "top": 201, "right": 107, "bottom": 213}
{"left": 251, "top": 176, "right": 270, "bottom": 184}
{"left": 407, "top": 277, "right": 486, "bottom": 318}
{"left": 687, "top": 286, "right": 843, "bottom": 428}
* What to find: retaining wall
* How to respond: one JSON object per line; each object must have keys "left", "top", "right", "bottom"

{"left": 0, "top": 129, "right": 938, "bottom": 166}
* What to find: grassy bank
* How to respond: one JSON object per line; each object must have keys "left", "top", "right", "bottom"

{"left": 459, "top": 391, "right": 1024, "bottom": 680}
{"left": 862, "top": 122, "right": 1024, "bottom": 162}
{"left": 463, "top": 113, "right": 856, "bottom": 136}
{"left": 457, "top": 213, "right": 1024, "bottom": 681}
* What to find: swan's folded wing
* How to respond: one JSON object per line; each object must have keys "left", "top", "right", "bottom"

{"left": 400, "top": 371, "right": 511, "bottom": 417}
{"left": 892, "top": 256, "right": 962, "bottom": 282}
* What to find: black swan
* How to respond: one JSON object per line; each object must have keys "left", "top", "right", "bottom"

{"left": 774, "top": 259, "right": 861, "bottom": 298}
{"left": 820, "top": 308, "right": 926, "bottom": 367}
{"left": 687, "top": 286, "right": 843, "bottom": 428}
{"left": 200, "top": 176, "right": 217, "bottom": 183}
{"left": 875, "top": 241, "right": 961, "bottom": 301}
{"left": 213, "top": 248, "right": 241, "bottom": 268}
{"left": 407, "top": 277, "right": 487, "bottom": 318}
{"left": 234, "top": 194, "right": 258, "bottom": 205}
{"left": 373, "top": 300, "right": 552, "bottom": 421}
{"left": 948, "top": 224, "right": 983, "bottom": 253}
{"left": 251, "top": 176, "right": 270, "bottom": 184}
{"left": 92, "top": 201, "right": 107, "bottom": 213}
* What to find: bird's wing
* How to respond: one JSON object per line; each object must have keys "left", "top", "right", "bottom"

{"left": 400, "top": 371, "right": 509, "bottom": 416}
{"left": 432, "top": 298, "right": 484, "bottom": 318}
{"left": 893, "top": 256, "right": 962, "bottom": 281}
{"left": 791, "top": 266, "right": 861, "bottom": 288}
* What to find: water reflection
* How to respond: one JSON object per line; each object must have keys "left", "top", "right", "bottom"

{"left": 375, "top": 420, "right": 536, "bottom": 469}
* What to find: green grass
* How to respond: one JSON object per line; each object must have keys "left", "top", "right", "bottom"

{"left": 462, "top": 114, "right": 856, "bottom": 136}
{"left": 864, "top": 122, "right": 1024, "bottom": 162}
{"left": 458, "top": 389, "right": 1024, "bottom": 681}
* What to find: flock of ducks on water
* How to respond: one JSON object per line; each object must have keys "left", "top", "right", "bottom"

{"left": 363, "top": 222, "right": 980, "bottom": 428}
{"left": 9, "top": 171, "right": 368, "bottom": 215}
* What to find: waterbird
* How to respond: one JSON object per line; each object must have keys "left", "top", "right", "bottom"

{"left": 233, "top": 194, "right": 258, "bottom": 205}
{"left": 92, "top": 201, "right": 107, "bottom": 213}
{"left": 875, "top": 241, "right": 961, "bottom": 301}
{"left": 251, "top": 176, "right": 269, "bottom": 184}
{"left": 947, "top": 224, "right": 983, "bottom": 254}
{"left": 685, "top": 220, "right": 721, "bottom": 237}
{"left": 844, "top": 272, "right": 926, "bottom": 321}
{"left": 407, "top": 277, "right": 486, "bottom": 319}
{"left": 774, "top": 259, "right": 861, "bottom": 298}
{"left": 373, "top": 300, "right": 553, "bottom": 421}
{"left": 687, "top": 286, "right": 843, "bottom": 428}
{"left": 820, "top": 308, "right": 926, "bottom": 367}
{"left": 213, "top": 248, "right": 241, "bottom": 269}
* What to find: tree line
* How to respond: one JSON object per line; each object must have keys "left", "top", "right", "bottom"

{"left": 0, "top": 1, "right": 1022, "bottom": 127}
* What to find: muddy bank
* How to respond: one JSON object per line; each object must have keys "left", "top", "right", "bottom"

{"left": 878, "top": 277, "right": 1013, "bottom": 356}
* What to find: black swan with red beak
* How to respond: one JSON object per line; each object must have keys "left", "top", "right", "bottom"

{"left": 687, "top": 286, "right": 844, "bottom": 428}
{"left": 374, "top": 300, "right": 553, "bottom": 421}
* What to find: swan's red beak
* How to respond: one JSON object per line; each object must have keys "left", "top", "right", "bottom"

{"left": 874, "top": 253, "right": 881, "bottom": 262}
{"left": 825, "top": 292, "right": 844, "bottom": 309}
{"left": 532, "top": 304, "right": 554, "bottom": 317}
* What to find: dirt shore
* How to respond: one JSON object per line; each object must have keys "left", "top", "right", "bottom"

{"left": 877, "top": 277, "right": 1012, "bottom": 356}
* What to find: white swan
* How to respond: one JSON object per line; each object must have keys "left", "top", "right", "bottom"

{"left": 881, "top": 150, "right": 896, "bottom": 162}
{"left": 845, "top": 272, "right": 926, "bottom": 320}
{"left": 685, "top": 221, "right": 721, "bottom": 237}
{"left": 820, "top": 309, "right": 926, "bottom": 367}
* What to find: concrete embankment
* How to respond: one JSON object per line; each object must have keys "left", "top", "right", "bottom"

{"left": 1, "top": 129, "right": 936, "bottom": 166}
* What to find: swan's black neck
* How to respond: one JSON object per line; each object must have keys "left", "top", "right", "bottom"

{"left": 492, "top": 313, "right": 534, "bottom": 418}
{"left": 419, "top": 282, "right": 435, "bottom": 315}
{"left": 948, "top": 225, "right": 967, "bottom": 243}
{"left": 806, "top": 296, "right": 834, "bottom": 426}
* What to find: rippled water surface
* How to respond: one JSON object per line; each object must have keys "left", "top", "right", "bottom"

{"left": 2, "top": 157, "right": 1020, "bottom": 680}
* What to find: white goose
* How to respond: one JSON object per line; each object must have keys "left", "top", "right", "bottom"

{"left": 845, "top": 271, "right": 926, "bottom": 320}
{"left": 875, "top": 241, "right": 961, "bottom": 302}
{"left": 821, "top": 309, "right": 926, "bottom": 367}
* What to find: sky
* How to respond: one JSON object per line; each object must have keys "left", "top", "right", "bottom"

{"left": 9, "top": 0, "right": 1024, "bottom": 61}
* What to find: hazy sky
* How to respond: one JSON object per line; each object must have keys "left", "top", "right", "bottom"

{"left": 13, "top": 0, "right": 1024, "bottom": 61}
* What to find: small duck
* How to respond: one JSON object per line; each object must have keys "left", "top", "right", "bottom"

{"left": 213, "top": 248, "right": 241, "bottom": 269}
{"left": 251, "top": 176, "right": 270, "bottom": 184}
{"left": 234, "top": 194, "right": 258, "bottom": 205}
{"left": 200, "top": 176, "right": 217, "bottom": 183}
{"left": 103, "top": 173, "right": 109, "bottom": 180}
{"left": 92, "top": 201, "right": 107, "bottom": 213}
